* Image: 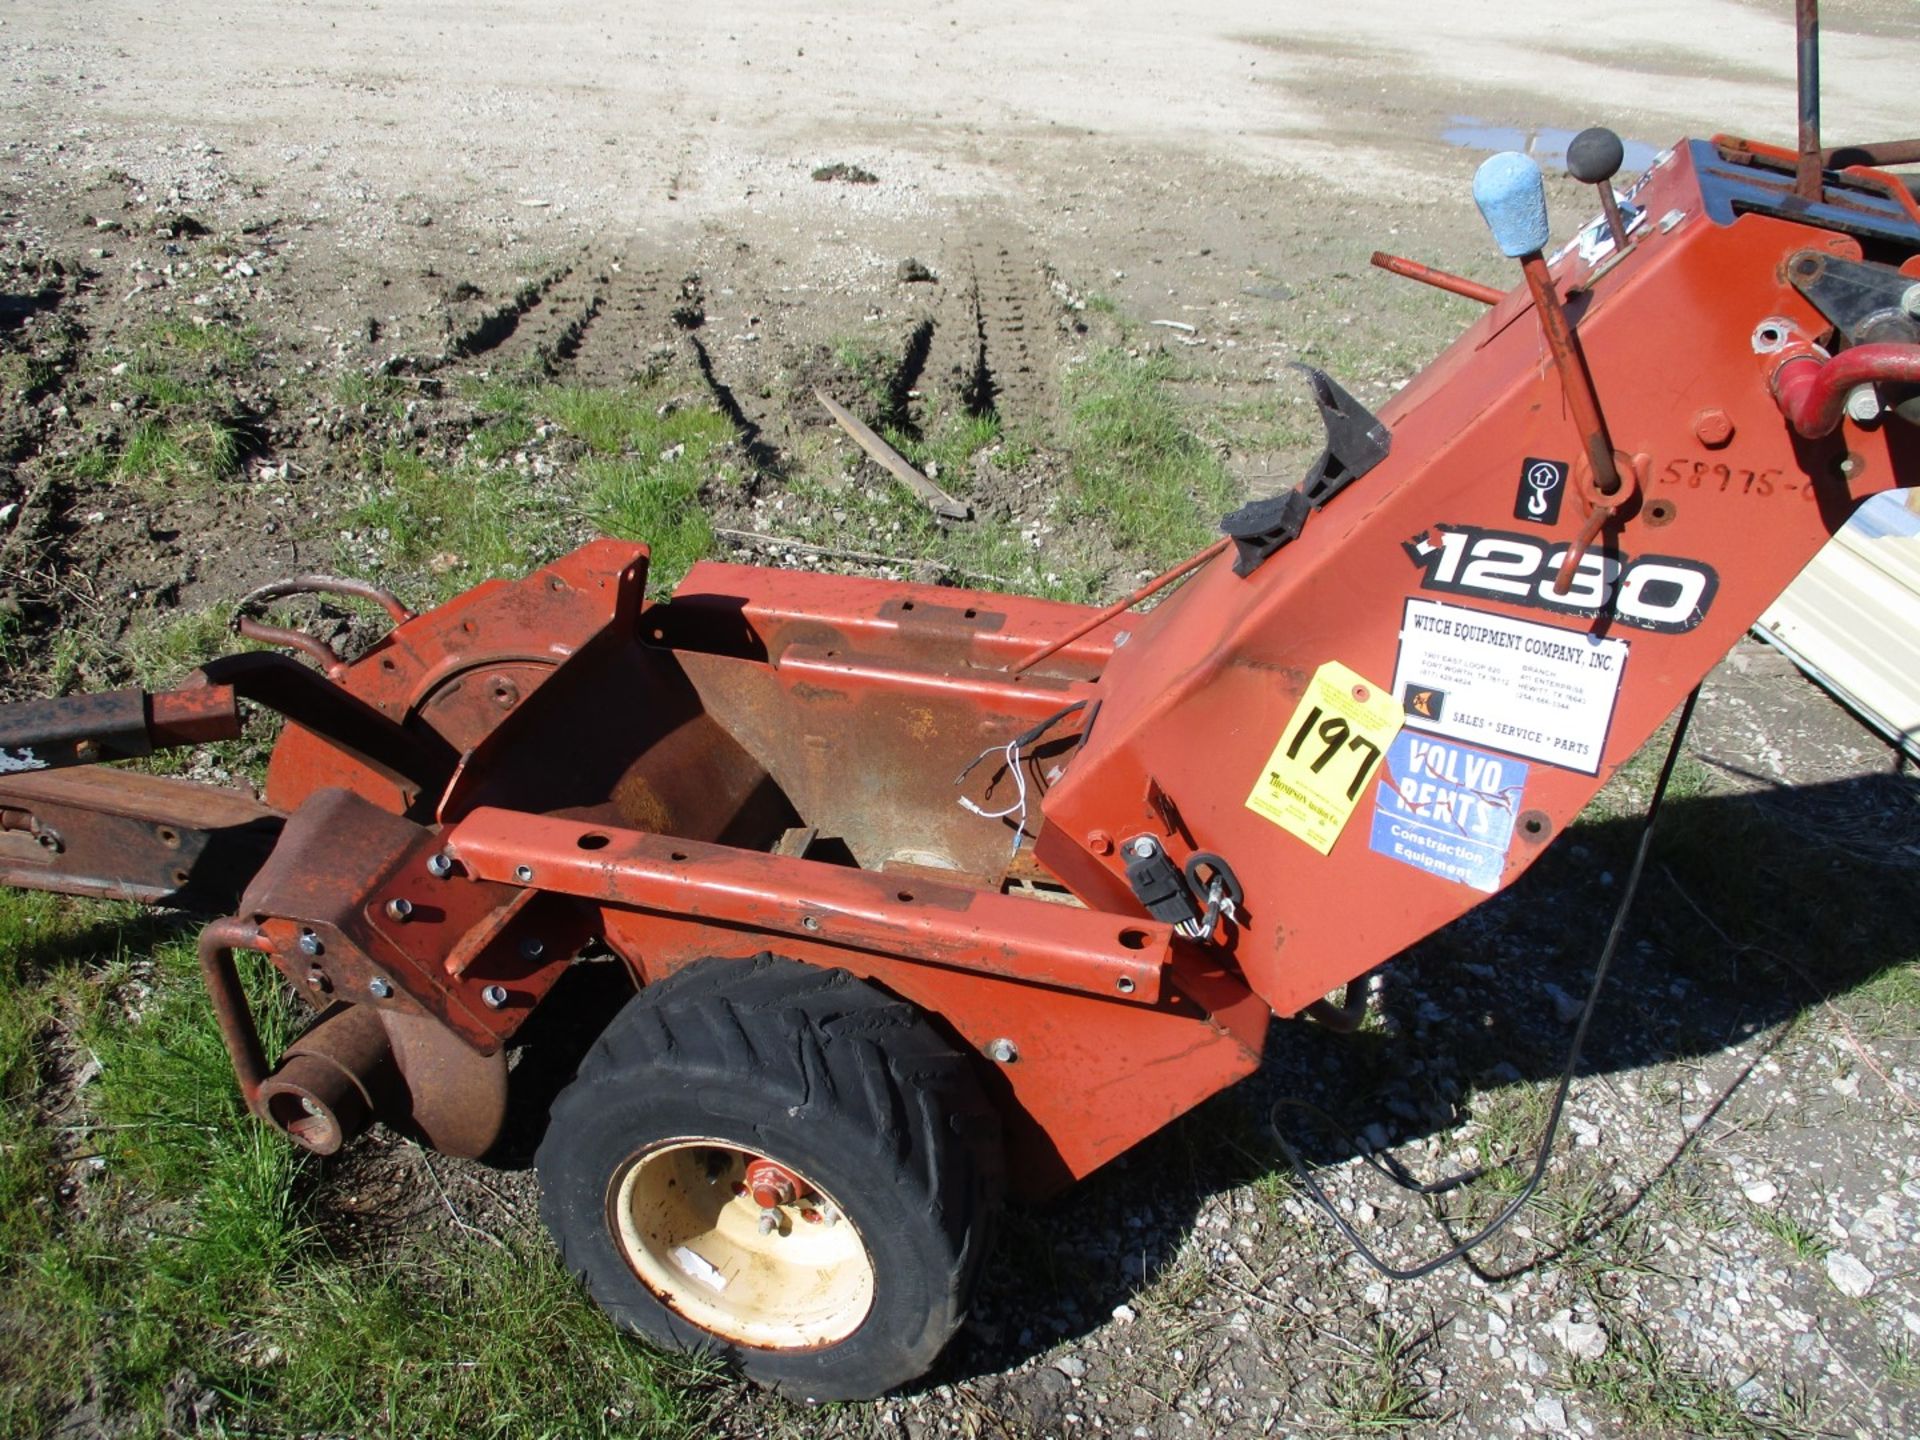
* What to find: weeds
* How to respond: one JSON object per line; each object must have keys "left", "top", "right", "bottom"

{"left": 0, "top": 888, "right": 710, "bottom": 1438}
{"left": 87, "top": 319, "right": 258, "bottom": 490}
{"left": 1062, "top": 348, "right": 1236, "bottom": 564}
{"left": 1747, "top": 1205, "right": 1831, "bottom": 1263}
{"left": 1323, "top": 1320, "right": 1436, "bottom": 1431}
{"left": 1570, "top": 1324, "right": 1817, "bottom": 1438}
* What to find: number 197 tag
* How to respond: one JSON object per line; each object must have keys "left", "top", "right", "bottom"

{"left": 1245, "top": 661, "right": 1403, "bottom": 855}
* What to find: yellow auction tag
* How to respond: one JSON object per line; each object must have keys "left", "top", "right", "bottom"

{"left": 1245, "top": 661, "right": 1403, "bottom": 855}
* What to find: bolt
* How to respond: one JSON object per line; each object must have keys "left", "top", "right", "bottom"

{"left": 514, "top": 864, "right": 534, "bottom": 883}
{"left": 986, "top": 1037, "right": 1019, "bottom": 1064}
{"left": 1130, "top": 836, "right": 1156, "bottom": 860}
{"left": 1902, "top": 283, "right": 1920, "bottom": 320}
{"left": 1116, "top": 976, "right": 1136, "bottom": 994}
{"left": 481, "top": 983, "right": 509, "bottom": 1009}
{"left": 1844, "top": 385, "right": 1881, "bottom": 424}
{"left": 427, "top": 852, "right": 454, "bottom": 878}
{"left": 1691, "top": 408, "right": 1734, "bottom": 447}
{"left": 385, "top": 897, "right": 414, "bottom": 922}
{"left": 304, "top": 968, "right": 331, "bottom": 994}
{"left": 800, "top": 1208, "right": 823, "bottom": 1224}
{"left": 297, "top": 930, "right": 323, "bottom": 957}
{"left": 1086, "top": 829, "right": 1114, "bottom": 856}
{"left": 801, "top": 915, "right": 821, "bottom": 931}
{"left": 1659, "top": 208, "right": 1685, "bottom": 233}
{"left": 368, "top": 976, "right": 393, "bottom": 999}
{"left": 518, "top": 937, "right": 545, "bottom": 961}
{"left": 757, "top": 1211, "right": 779, "bottom": 1236}
{"left": 73, "top": 740, "right": 99, "bottom": 763}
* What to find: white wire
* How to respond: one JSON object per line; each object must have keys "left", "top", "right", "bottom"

{"left": 957, "top": 738, "right": 1028, "bottom": 821}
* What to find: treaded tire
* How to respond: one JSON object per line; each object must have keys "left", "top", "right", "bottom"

{"left": 536, "top": 954, "right": 1002, "bottom": 1399}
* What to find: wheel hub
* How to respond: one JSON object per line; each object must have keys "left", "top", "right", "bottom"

{"left": 609, "top": 1139, "right": 875, "bottom": 1349}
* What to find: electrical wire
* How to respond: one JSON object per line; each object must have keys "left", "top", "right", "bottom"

{"left": 954, "top": 701, "right": 1088, "bottom": 854}
{"left": 1271, "top": 686, "right": 1702, "bottom": 1280}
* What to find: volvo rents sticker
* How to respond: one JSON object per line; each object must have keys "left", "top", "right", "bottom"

{"left": 1245, "top": 660, "right": 1404, "bottom": 855}
{"left": 1369, "top": 732, "right": 1527, "bottom": 891}
{"left": 1391, "top": 598, "right": 1626, "bottom": 775}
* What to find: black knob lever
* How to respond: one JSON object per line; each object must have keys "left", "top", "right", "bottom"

{"left": 1567, "top": 126, "right": 1630, "bottom": 250}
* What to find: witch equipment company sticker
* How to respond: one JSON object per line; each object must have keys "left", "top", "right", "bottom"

{"left": 1369, "top": 732, "right": 1527, "bottom": 891}
{"left": 1390, "top": 598, "right": 1627, "bottom": 775}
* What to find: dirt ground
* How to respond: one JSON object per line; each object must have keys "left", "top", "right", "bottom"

{"left": 3, "top": 1, "right": 1919, "bottom": 1436}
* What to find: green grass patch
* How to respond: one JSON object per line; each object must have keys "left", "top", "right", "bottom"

{"left": 884, "top": 402, "right": 1005, "bottom": 494}
{"left": 1569, "top": 1325, "right": 1812, "bottom": 1438}
{"left": 1062, "top": 349, "right": 1236, "bottom": 564}
{"left": 91, "top": 320, "right": 258, "bottom": 491}
{"left": 0, "top": 888, "right": 711, "bottom": 1437}
{"left": 346, "top": 446, "right": 572, "bottom": 603}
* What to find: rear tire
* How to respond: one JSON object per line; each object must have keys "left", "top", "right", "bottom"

{"left": 536, "top": 954, "right": 1001, "bottom": 1399}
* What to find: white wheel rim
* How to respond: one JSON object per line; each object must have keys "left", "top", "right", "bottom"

{"left": 609, "top": 1138, "right": 876, "bottom": 1349}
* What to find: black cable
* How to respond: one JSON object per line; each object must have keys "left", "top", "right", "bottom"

{"left": 1271, "top": 686, "right": 1702, "bottom": 1281}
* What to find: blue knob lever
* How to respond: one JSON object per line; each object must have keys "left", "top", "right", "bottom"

{"left": 1473, "top": 152, "right": 1551, "bottom": 258}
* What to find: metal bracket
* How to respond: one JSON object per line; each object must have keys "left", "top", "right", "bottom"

{"left": 1218, "top": 365, "right": 1391, "bottom": 577}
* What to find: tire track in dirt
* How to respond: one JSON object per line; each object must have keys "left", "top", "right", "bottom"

{"left": 451, "top": 256, "right": 609, "bottom": 373}
{"left": 963, "top": 227, "right": 1061, "bottom": 428}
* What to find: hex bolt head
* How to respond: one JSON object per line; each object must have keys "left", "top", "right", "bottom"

{"left": 986, "top": 1037, "right": 1019, "bottom": 1064}
{"left": 514, "top": 864, "right": 534, "bottom": 883}
{"left": 426, "top": 852, "right": 454, "bottom": 878}
{"left": 757, "top": 1211, "right": 779, "bottom": 1236}
{"left": 1691, "top": 408, "right": 1734, "bottom": 447}
{"left": 297, "top": 930, "right": 323, "bottom": 957}
{"left": 1844, "top": 385, "right": 1881, "bottom": 424}
{"left": 384, "top": 897, "right": 414, "bottom": 922}
{"left": 368, "top": 976, "right": 393, "bottom": 999}
{"left": 481, "top": 983, "right": 509, "bottom": 1009}
{"left": 1902, "top": 282, "right": 1920, "bottom": 320}
{"left": 518, "top": 937, "right": 545, "bottom": 961}
{"left": 1130, "top": 836, "right": 1157, "bottom": 859}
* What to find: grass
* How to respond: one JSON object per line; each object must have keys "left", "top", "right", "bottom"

{"left": 1061, "top": 348, "right": 1236, "bottom": 564}
{"left": 80, "top": 320, "right": 258, "bottom": 491}
{"left": 0, "top": 887, "right": 713, "bottom": 1438}
{"left": 1568, "top": 1325, "right": 1817, "bottom": 1439}
{"left": 1747, "top": 1205, "right": 1831, "bottom": 1263}
{"left": 354, "top": 374, "right": 743, "bottom": 599}
{"left": 1323, "top": 1320, "right": 1435, "bottom": 1431}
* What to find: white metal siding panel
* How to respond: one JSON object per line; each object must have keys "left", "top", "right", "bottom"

{"left": 1756, "top": 491, "right": 1920, "bottom": 759}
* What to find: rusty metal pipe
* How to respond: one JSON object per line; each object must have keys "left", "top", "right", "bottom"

{"left": 197, "top": 916, "right": 272, "bottom": 1117}
{"left": 258, "top": 1002, "right": 395, "bottom": 1155}
{"left": 1370, "top": 251, "right": 1505, "bottom": 306}
{"left": 1795, "top": 0, "right": 1822, "bottom": 202}
{"left": 1519, "top": 252, "right": 1621, "bottom": 497}
{"left": 1772, "top": 344, "right": 1920, "bottom": 437}
{"left": 234, "top": 574, "right": 413, "bottom": 627}
{"left": 236, "top": 616, "right": 346, "bottom": 679}
{"left": 1009, "top": 538, "right": 1230, "bottom": 676}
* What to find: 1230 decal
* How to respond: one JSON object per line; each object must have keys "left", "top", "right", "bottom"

{"left": 1404, "top": 524, "right": 1718, "bottom": 633}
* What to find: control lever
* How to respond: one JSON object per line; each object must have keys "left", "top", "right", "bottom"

{"left": 1473, "top": 152, "right": 1627, "bottom": 595}
{"left": 1567, "top": 127, "right": 1631, "bottom": 250}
